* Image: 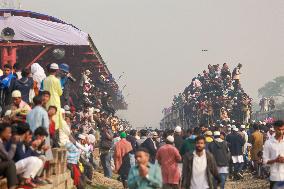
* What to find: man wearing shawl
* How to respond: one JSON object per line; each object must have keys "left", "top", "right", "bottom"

{"left": 114, "top": 132, "right": 133, "bottom": 189}
{"left": 42, "top": 63, "right": 63, "bottom": 130}
{"left": 31, "top": 63, "right": 46, "bottom": 95}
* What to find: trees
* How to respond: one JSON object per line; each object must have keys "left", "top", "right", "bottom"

{"left": 258, "top": 76, "right": 284, "bottom": 98}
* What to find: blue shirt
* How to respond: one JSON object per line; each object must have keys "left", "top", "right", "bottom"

{"left": 128, "top": 163, "right": 162, "bottom": 189}
{"left": 26, "top": 106, "right": 49, "bottom": 133}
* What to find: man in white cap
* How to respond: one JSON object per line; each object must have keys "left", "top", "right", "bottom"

{"left": 156, "top": 135, "right": 181, "bottom": 189}
{"left": 226, "top": 127, "right": 245, "bottom": 180}
{"left": 7, "top": 90, "right": 31, "bottom": 122}
{"left": 208, "top": 131, "right": 230, "bottom": 189}
{"left": 42, "top": 63, "right": 63, "bottom": 130}
{"left": 174, "top": 126, "right": 184, "bottom": 151}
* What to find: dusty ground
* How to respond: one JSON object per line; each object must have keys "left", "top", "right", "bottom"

{"left": 225, "top": 173, "right": 269, "bottom": 189}
{"left": 89, "top": 172, "right": 269, "bottom": 189}
{"left": 90, "top": 171, "right": 124, "bottom": 189}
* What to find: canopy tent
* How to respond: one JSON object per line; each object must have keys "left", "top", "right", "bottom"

{"left": 0, "top": 15, "right": 89, "bottom": 45}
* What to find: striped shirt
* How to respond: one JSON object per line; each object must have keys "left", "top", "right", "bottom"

{"left": 65, "top": 142, "right": 80, "bottom": 164}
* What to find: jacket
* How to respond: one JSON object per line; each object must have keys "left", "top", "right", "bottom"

{"left": 141, "top": 138, "right": 158, "bottom": 164}
{"left": 13, "top": 142, "right": 40, "bottom": 162}
{"left": 182, "top": 151, "right": 220, "bottom": 189}
{"left": 14, "top": 77, "right": 34, "bottom": 103}
{"left": 226, "top": 132, "right": 245, "bottom": 156}
{"left": 180, "top": 137, "right": 195, "bottom": 156}
{"left": 208, "top": 139, "right": 230, "bottom": 167}
{"left": 174, "top": 134, "right": 184, "bottom": 151}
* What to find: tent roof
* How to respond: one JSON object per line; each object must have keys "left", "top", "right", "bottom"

{"left": 0, "top": 9, "right": 89, "bottom": 45}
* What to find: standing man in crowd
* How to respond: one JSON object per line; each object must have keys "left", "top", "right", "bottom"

{"left": 126, "top": 129, "right": 138, "bottom": 167}
{"left": 263, "top": 120, "right": 284, "bottom": 189}
{"left": 141, "top": 131, "right": 159, "bottom": 164}
{"left": 156, "top": 135, "right": 181, "bottom": 189}
{"left": 226, "top": 127, "right": 245, "bottom": 180}
{"left": 42, "top": 63, "right": 63, "bottom": 130}
{"left": 208, "top": 131, "right": 230, "bottom": 189}
{"left": 99, "top": 124, "right": 113, "bottom": 178}
{"left": 14, "top": 68, "right": 34, "bottom": 104}
{"left": 114, "top": 132, "right": 133, "bottom": 189}
{"left": 250, "top": 124, "right": 264, "bottom": 175}
{"left": 128, "top": 148, "right": 162, "bottom": 189}
{"left": 174, "top": 126, "right": 184, "bottom": 151}
{"left": 59, "top": 63, "right": 76, "bottom": 107}
{"left": 182, "top": 136, "right": 220, "bottom": 189}
{"left": 0, "top": 64, "right": 16, "bottom": 108}
{"left": 137, "top": 129, "right": 148, "bottom": 147}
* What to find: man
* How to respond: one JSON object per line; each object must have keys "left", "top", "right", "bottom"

{"left": 127, "top": 148, "right": 162, "bottom": 189}
{"left": 137, "top": 129, "right": 148, "bottom": 147}
{"left": 114, "top": 132, "right": 133, "bottom": 188}
{"left": 27, "top": 96, "right": 49, "bottom": 132}
{"left": 99, "top": 124, "right": 113, "bottom": 178}
{"left": 226, "top": 127, "right": 245, "bottom": 180}
{"left": 156, "top": 135, "right": 181, "bottom": 189}
{"left": 11, "top": 124, "right": 45, "bottom": 188}
{"left": 267, "top": 127, "right": 275, "bottom": 140}
{"left": 41, "top": 90, "right": 51, "bottom": 110}
{"left": 0, "top": 64, "right": 16, "bottom": 108}
{"left": 14, "top": 68, "right": 34, "bottom": 103}
{"left": 0, "top": 123, "right": 18, "bottom": 189}
{"left": 182, "top": 136, "right": 220, "bottom": 189}
{"left": 263, "top": 120, "right": 284, "bottom": 189}
{"left": 180, "top": 127, "right": 199, "bottom": 156}
{"left": 174, "top": 126, "right": 184, "bottom": 151}
{"left": 250, "top": 124, "right": 264, "bottom": 175}
{"left": 7, "top": 90, "right": 31, "bottom": 123}
{"left": 13, "top": 63, "right": 22, "bottom": 79}
{"left": 208, "top": 131, "right": 230, "bottom": 189}
{"left": 141, "top": 131, "right": 159, "bottom": 164}
{"left": 126, "top": 130, "right": 138, "bottom": 166}
{"left": 239, "top": 125, "right": 249, "bottom": 170}
{"left": 59, "top": 63, "right": 76, "bottom": 107}
{"left": 42, "top": 63, "right": 63, "bottom": 130}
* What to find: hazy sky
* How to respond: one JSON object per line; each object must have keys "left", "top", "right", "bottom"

{"left": 21, "top": 0, "right": 284, "bottom": 128}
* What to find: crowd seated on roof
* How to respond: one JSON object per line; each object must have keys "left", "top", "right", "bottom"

{"left": 170, "top": 63, "right": 252, "bottom": 128}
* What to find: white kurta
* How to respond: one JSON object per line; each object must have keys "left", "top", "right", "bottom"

{"left": 190, "top": 150, "right": 209, "bottom": 189}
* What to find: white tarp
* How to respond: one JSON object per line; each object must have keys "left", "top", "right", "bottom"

{"left": 0, "top": 15, "right": 89, "bottom": 45}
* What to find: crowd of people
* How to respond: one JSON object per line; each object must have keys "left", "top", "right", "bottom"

{"left": 0, "top": 61, "right": 284, "bottom": 189}
{"left": 259, "top": 97, "right": 276, "bottom": 112}
{"left": 170, "top": 63, "right": 253, "bottom": 127}
{"left": 0, "top": 62, "right": 130, "bottom": 189}
{"left": 109, "top": 120, "right": 284, "bottom": 189}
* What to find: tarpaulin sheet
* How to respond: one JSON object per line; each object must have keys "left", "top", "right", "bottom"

{"left": 0, "top": 15, "right": 89, "bottom": 45}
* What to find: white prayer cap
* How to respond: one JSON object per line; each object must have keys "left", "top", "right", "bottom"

{"left": 166, "top": 135, "right": 174, "bottom": 143}
{"left": 12, "top": 90, "right": 21, "bottom": 98}
{"left": 214, "top": 131, "right": 221, "bottom": 136}
{"left": 50, "top": 63, "right": 59, "bottom": 70}
{"left": 174, "top": 126, "right": 182, "bottom": 133}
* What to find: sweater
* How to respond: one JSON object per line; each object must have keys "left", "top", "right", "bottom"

{"left": 208, "top": 139, "right": 230, "bottom": 167}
